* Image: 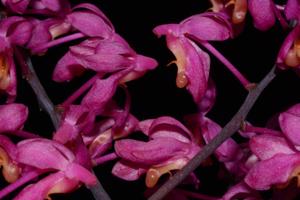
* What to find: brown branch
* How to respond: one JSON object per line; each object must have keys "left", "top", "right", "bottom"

{"left": 148, "top": 65, "right": 277, "bottom": 200}
{"left": 15, "top": 48, "right": 111, "bottom": 200}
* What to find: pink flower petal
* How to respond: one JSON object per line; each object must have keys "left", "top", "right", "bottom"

{"left": 112, "top": 161, "right": 146, "bottom": 181}
{"left": 248, "top": 0, "right": 276, "bottom": 31}
{"left": 26, "top": 19, "right": 53, "bottom": 50}
{"left": 14, "top": 171, "right": 79, "bottom": 200}
{"left": 81, "top": 75, "right": 121, "bottom": 112}
{"left": 0, "top": 16, "right": 24, "bottom": 35}
{"left": 73, "top": 3, "right": 114, "bottom": 31}
{"left": 245, "top": 154, "right": 300, "bottom": 190}
{"left": 181, "top": 12, "right": 232, "bottom": 41}
{"left": 165, "top": 32, "right": 210, "bottom": 102}
{"left": 279, "top": 103, "right": 300, "bottom": 146}
{"left": 67, "top": 11, "right": 113, "bottom": 38}
{"left": 64, "top": 163, "right": 96, "bottom": 186}
{"left": 250, "top": 134, "right": 295, "bottom": 160}
{"left": 53, "top": 123, "right": 78, "bottom": 144}
{"left": 0, "top": 104, "right": 28, "bottom": 133}
{"left": 115, "top": 138, "right": 190, "bottom": 165}
{"left": 17, "top": 139, "right": 74, "bottom": 171}
{"left": 52, "top": 51, "right": 85, "bottom": 82}
{"left": 120, "top": 54, "right": 158, "bottom": 83}
{"left": 69, "top": 37, "right": 132, "bottom": 73}
{"left": 7, "top": 20, "right": 32, "bottom": 46}
{"left": 139, "top": 116, "right": 193, "bottom": 143}
{"left": 285, "top": 0, "right": 300, "bottom": 20}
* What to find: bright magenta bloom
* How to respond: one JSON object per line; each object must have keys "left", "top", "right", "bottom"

{"left": 245, "top": 104, "right": 300, "bottom": 190}
{"left": 0, "top": 17, "right": 32, "bottom": 101}
{"left": 53, "top": 34, "right": 157, "bottom": 82}
{"left": 153, "top": 12, "right": 232, "bottom": 103}
{"left": 112, "top": 116, "right": 200, "bottom": 188}
{"left": 28, "top": 3, "right": 114, "bottom": 54}
{"left": 14, "top": 138, "right": 97, "bottom": 199}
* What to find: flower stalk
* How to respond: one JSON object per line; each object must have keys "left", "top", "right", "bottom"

{"left": 199, "top": 41, "right": 253, "bottom": 89}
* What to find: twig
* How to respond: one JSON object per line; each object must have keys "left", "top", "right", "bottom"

{"left": 15, "top": 48, "right": 111, "bottom": 200}
{"left": 15, "top": 48, "right": 60, "bottom": 129}
{"left": 148, "top": 65, "right": 277, "bottom": 200}
{"left": 88, "top": 173, "right": 112, "bottom": 200}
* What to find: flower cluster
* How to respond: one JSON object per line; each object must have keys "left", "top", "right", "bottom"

{"left": 0, "top": 0, "right": 300, "bottom": 199}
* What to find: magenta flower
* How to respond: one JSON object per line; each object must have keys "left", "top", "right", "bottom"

{"left": 0, "top": 17, "right": 32, "bottom": 101}
{"left": 244, "top": 134, "right": 300, "bottom": 190}
{"left": 53, "top": 34, "right": 157, "bottom": 82}
{"left": 244, "top": 104, "right": 300, "bottom": 190}
{"left": 153, "top": 12, "right": 232, "bottom": 103}
{"left": 14, "top": 138, "right": 96, "bottom": 199}
{"left": 112, "top": 116, "right": 200, "bottom": 188}
{"left": 53, "top": 102, "right": 137, "bottom": 166}
{"left": 153, "top": 26, "right": 210, "bottom": 103}
{"left": 28, "top": 3, "right": 114, "bottom": 54}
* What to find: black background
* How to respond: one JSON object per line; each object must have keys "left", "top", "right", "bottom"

{"left": 4, "top": 0, "right": 300, "bottom": 199}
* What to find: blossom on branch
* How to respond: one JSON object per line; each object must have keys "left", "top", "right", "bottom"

{"left": 112, "top": 116, "right": 201, "bottom": 188}
{"left": 14, "top": 138, "right": 97, "bottom": 200}
{"left": 153, "top": 12, "right": 232, "bottom": 103}
{"left": 245, "top": 104, "right": 300, "bottom": 190}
